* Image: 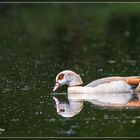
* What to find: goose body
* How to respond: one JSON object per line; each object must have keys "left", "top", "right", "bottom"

{"left": 68, "top": 80, "right": 132, "bottom": 94}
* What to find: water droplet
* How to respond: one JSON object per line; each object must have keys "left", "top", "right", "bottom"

{"left": 35, "top": 112, "right": 39, "bottom": 115}
{"left": 124, "top": 31, "right": 130, "bottom": 36}
{"left": 130, "top": 119, "right": 136, "bottom": 124}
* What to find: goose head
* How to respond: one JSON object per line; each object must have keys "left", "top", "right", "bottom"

{"left": 53, "top": 70, "right": 83, "bottom": 92}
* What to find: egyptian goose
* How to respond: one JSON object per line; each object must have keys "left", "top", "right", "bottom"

{"left": 53, "top": 70, "right": 140, "bottom": 93}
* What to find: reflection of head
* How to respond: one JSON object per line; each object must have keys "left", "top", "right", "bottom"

{"left": 53, "top": 96, "right": 83, "bottom": 118}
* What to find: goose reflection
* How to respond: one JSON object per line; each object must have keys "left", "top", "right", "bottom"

{"left": 87, "top": 92, "right": 140, "bottom": 107}
{"left": 53, "top": 96, "right": 83, "bottom": 118}
{"left": 68, "top": 91, "right": 140, "bottom": 106}
{"left": 53, "top": 91, "right": 140, "bottom": 118}
{"left": 68, "top": 91, "right": 140, "bottom": 107}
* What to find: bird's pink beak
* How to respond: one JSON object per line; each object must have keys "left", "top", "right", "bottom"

{"left": 53, "top": 82, "right": 61, "bottom": 92}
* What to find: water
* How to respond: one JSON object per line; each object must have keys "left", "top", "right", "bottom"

{"left": 0, "top": 3, "right": 140, "bottom": 137}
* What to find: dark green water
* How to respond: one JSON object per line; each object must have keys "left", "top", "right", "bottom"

{"left": 0, "top": 3, "right": 140, "bottom": 137}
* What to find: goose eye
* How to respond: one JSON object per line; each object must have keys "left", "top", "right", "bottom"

{"left": 58, "top": 74, "right": 65, "bottom": 80}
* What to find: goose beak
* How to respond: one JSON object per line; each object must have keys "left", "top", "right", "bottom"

{"left": 53, "top": 82, "right": 61, "bottom": 92}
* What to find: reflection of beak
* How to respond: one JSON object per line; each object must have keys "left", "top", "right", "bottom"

{"left": 53, "top": 82, "right": 61, "bottom": 92}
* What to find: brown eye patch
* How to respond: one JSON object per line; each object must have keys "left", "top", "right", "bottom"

{"left": 58, "top": 74, "right": 65, "bottom": 80}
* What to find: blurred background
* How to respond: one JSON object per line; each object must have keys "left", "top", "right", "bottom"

{"left": 0, "top": 3, "right": 140, "bottom": 137}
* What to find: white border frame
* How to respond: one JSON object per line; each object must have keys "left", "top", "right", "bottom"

{"left": 0, "top": 1, "right": 140, "bottom": 139}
